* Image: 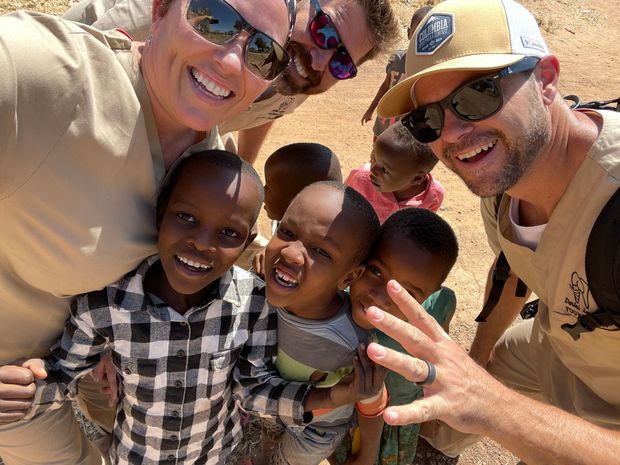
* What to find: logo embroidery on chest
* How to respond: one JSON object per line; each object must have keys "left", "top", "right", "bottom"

{"left": 563, "top": 271, "right": 591, "bottom": 317}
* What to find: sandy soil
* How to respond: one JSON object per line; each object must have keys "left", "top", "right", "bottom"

{"left": 1, "top": 0, "right": 618, "bottom": 463}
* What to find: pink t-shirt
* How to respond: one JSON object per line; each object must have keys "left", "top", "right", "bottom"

{"left": 346, "top": 163, "right": 444, "bottom": 223}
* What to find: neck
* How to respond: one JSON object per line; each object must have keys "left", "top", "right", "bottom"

{"left": 394, "top": 175, "right": 428, "bottom": 201}
{"left": 506, "top": 107, "right": 601, "bottom": 226}
{"left": 285, "top": 291, "right": 343, "bottom": 321}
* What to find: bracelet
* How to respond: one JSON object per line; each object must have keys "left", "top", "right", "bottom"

{"left": 355, "top": 385, "right": 389, "bottom": 417}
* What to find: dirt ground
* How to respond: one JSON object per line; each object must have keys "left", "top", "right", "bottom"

{"left": 1, "top": 0, "right": 618, "bottom": 463}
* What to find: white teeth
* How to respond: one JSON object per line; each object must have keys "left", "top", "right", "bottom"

{"left": 457, "top": 140, "right": 497, "bottom": 161}
{"left": 293, "top": 56, "right": 309, "bottom": 79}
{"left": 191, "top": 68, "right": 231, "bottom": 98}
{"left": 177, "top": 255, "right": 213, "bottom": 271}
{"left": 275, "top": 269, "right": 298, "bottom": 287}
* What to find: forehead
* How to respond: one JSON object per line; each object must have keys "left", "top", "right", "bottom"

{"left": 172, "top": 162, "right": 258, "bottom": 213}
{"left": 227, "top": 0, "right": 289, "bottom": 42}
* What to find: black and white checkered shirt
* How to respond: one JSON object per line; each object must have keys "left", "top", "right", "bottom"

{"left": 30, "top": 256, "right": 311, "bottom": 465}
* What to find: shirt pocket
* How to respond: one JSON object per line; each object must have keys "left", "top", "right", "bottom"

{"left": 200, "top": 346, "right": 242, "bottom": 400}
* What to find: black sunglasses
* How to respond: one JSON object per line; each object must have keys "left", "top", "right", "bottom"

{"left": 186, "top": 0, "right": 290, "bottom": 81}
{"left": 401, "top": 56, "right": 541, "bottom": 143}
{"left": 308, "top": 0, "right": 357, "bottom": 80}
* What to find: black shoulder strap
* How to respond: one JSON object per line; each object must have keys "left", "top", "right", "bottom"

{"left": 562, "top": 187, "right": 620, "bottom": 340}
{"left": 476, "top": 194, "right": 527, "bottom": 323}
{"left": 565, "top": 95, "right": 620, "bottom": 112}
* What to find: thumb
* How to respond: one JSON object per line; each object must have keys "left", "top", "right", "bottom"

{"left": 21, "top": 359, "right": 48, "bottom": 380}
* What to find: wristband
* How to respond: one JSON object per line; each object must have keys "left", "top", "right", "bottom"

{"left": 355, "top": 385, "right": 389, "bottom": 417}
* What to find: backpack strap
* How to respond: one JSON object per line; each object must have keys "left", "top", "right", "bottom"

{"left": 562, "top": 187, "right": 620, "bottom": 340}
{"left": 476, "top": 194, "right": 528, "bottom": 323}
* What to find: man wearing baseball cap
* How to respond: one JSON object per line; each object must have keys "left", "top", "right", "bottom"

{"left": 363, "top": 0, "right": 620, "bottom": 463}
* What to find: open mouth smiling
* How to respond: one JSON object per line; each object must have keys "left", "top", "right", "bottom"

{"left": 190, "top": 67, "right": 232, "bottom": 100}
{"left": 176, "top": 254, "right": 213, "bottom": 273}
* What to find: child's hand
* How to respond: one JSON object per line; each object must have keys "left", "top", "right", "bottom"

{"left": 251, "top": 249, "right": 266, "bottom": 279}
{"left": 0, "top": 358, "right": 47, "bottom": 424}
{"left": 361, "top": 109, "right": 374, "bottom": 125}
{"left": 92, "top": 353, "right": 119, "bottom": 407}
{"left": 329, "top": 343, "right": 387, "bottom": 406}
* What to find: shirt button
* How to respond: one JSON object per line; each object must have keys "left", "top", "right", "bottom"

{"left": 170, "top": 434, "right": 178, "bottom": 441}
{"left": 176, "top": 350, "right": 185, "bottom": 358}
{"left": 167, "top": 454, "right": 175, "bottom": 461}
{"left": 179, "top": 321, "right": 188, "bottom": 327}
{"left": 171, "top": 411, "right": 179, "bottom": 418}
{"left": 174, "top": 380, "right": 183, "bottom": 388}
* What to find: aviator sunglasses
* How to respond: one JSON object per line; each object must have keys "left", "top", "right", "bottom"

{"left": 186, "top": 0, "right": 290, "bottom": 81}
{"left": 309, "top": 0, "right": 357, "bottom": 80}
{"left": 401, "top": 56, "right": 541, "bottom": 143}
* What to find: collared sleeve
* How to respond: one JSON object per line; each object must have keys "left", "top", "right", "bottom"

{"left": 233, "top": 297, "right": 312, "bottom": 426}
{"left": 28, "top": 294, "right": 109, "bottom": 418}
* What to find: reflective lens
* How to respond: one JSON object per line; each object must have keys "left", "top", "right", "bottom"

{"left": 186, "top": 0, "right": 289, "bottom": 80}
{"left": 402, "top": 57, "right": 540, "bottom": 143}
{"left": 309, "top": 0, "right": 357, "bottom": 80}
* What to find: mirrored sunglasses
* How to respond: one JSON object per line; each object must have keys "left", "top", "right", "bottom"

{"left": 309, "top": 0, "right": 357, "bottom": 80}
{"left": 186, "top": 0, "right": 290, "bottom": 81}
{"left": 401, "top": 56, "right": 541, "bottom": 143}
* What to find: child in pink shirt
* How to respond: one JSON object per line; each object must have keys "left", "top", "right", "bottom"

{"left": 346, "top": 123, "right": 444, "bottom": 223}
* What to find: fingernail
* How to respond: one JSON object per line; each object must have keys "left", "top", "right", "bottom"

{"left": 388, "top": 280, "right": 401, "bottom": 292}
{"left": 367, "top": 307, "right": 384, "bottom": 321}
{"left": 369, "top": 343, "right": 386, "bottom": 359}
{"left": 386, "top": 409, "right": 399, "bottom": 422}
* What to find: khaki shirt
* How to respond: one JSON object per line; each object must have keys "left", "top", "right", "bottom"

{"left": 0, "top": 11, "right": 220, "bottom": 363}
{"left": 481, "top": 110, "right": 620, "bottom": 425}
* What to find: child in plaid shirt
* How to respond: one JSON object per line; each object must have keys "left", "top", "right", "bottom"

{"left": 20, "top": 151, "right": 375, "bottom": 465}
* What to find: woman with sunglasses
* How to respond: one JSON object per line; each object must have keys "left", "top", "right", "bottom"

{"left": 0, "top": 1, "right": 294, "bottom": 464}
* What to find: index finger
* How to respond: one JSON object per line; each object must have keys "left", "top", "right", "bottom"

{"left": 386, "top": 280, "right": 448, "bottom": 342}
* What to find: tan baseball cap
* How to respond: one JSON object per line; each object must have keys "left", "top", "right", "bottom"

{"left": 377, "top": 0, "right": 548, "bottom": 117}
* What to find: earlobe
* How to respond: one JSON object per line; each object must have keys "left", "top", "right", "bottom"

{"left": 537, "top": 55, "right": 561, "bottom": 106}
{"left": 338, "top": 265, "right": 365, "bottom": 290}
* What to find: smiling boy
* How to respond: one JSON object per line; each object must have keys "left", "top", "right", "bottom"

{"left": 259, "top": 181, "right": 384, "bottom": 465}
{"left": 19, "top": 151, "right": 318, "bottom": 465}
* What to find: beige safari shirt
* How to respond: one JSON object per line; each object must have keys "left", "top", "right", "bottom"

{"left": 481, "top": 110, "right": 620, "bottom": 427}
{"left": 0, "top": 11, "right": 220, "bottom": 364}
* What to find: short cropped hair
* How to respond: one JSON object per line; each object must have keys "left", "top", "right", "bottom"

{"left": 295, "top": 181, "right": 380, "bottom": 264}
{"left": 384, "top": 123, "right": 439, "bottom": 173}
{"left": 157, "top": 150, "right": 265, "bottom": 226}
{"left": 265, "top": 142, "right": 343, "bottom": 183}
{"left": 381, "top": 208, "right": 459, "bottom": 283}
{"left": 356, "top": 0, "right": 400, "bottom": 64}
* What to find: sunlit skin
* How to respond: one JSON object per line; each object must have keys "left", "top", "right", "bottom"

{"left": 263, "top": 184, "right": 364, "bottom": 319}
{"left": 276, "top": 0, "right": 374, "bottom": 95}
{"left": 413, "top": 64, "right": 551, "bottom": 197}
{"left": 369, "top": 135, "right": 429, "bottom": 200}
{"left": 140, "top": 0, "right": 289, "bottom": 141}
{"left": 146, "top": 161, "right": 259, "bottom": 313}
{"left": 350, "top": 237, "right": 445, "bottom": 330}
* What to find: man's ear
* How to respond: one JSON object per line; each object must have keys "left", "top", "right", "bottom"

{"left": 537, "top": 54, "right": 561, "bottom": 107}
{"left": 338, "top": 264, "right": 365, "bottom": 290}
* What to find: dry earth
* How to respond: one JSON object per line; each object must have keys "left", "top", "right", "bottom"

{"left": 0, "top": 0, "right": 618, "bottom": 464}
